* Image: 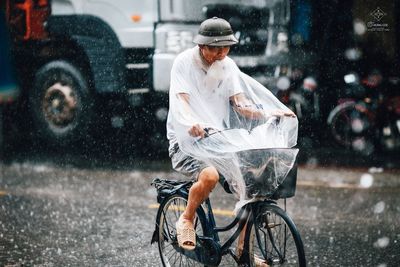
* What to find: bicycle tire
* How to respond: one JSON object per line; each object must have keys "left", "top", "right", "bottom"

{"left": 157, "top": 194, "right": 207, "bottom": 267}
{"left": 248, "top": 203, "right": 306, "bottom": 267}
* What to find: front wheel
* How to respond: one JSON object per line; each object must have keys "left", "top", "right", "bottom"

{"left": 29, "top": 60, "right": 94, "bottom": 145}
{"left": 157, "top": 195, "right": 206, "bottom": 267}
{"left": 248, "top": 204, "right": 306, "bottom": 267}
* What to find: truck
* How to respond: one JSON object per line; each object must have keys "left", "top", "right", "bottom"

{"left": 3, "top": 0, "right": 290, "bottom": 149}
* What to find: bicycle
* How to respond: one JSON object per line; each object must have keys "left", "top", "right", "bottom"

{"left": 151, "top": 147, "right": 306, "bottom": 266}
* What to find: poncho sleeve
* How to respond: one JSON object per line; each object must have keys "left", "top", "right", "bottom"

{"left": 169, "top": 54, "right": 205, "bottom": 129}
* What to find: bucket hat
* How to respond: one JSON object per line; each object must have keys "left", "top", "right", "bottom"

{"left": 193, "top": 17, "right": 238, "bottom": 46}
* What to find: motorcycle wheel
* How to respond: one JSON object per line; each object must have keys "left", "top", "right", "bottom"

{"left": 327, "top": 101, "right": 375, "bottom": 155}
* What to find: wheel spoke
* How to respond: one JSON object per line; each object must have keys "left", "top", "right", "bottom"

{"left": 249, "top": 204, "right": 305, "bottom": 266}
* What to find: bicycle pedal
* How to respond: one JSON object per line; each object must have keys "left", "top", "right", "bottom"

{"left": 268, "top": 222, "right": 279, "bottom": 228}
{"left": 262, "top": 222, "right": 282, "bottom": 229}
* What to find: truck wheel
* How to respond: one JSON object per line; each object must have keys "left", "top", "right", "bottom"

{"left": 29, "top": 60, "right": 93, "bottom": 145}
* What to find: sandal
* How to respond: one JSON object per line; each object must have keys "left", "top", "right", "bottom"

{"left": 236, "top": 247, "right": 269, "bottom": 267}
{"left": 176, "top": 216, "right": 196, "bottom": 250}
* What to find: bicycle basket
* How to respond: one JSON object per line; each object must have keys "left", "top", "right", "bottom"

{"left": 237, "top": 148, "right": 299, "bottom": 199}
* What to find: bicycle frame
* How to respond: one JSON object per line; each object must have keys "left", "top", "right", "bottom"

{"left": 192, "top": 195, "right": 279, "bottom": 265}
{"left": 172, "top": 186, "right": 253, "bottom": 264}
{"left": 203, "top": 198, "right": 250, "bottom": 253}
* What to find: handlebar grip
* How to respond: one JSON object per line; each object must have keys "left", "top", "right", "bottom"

{"left": 203, "top": 127, "right": 210, "bottom": 138}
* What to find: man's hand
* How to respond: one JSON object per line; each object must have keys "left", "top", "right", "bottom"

{"left": 188, "top": 124, "right": 207, "bottom": 138}
{"left": 268, "top": 109, "right": 296, "bottom": 118}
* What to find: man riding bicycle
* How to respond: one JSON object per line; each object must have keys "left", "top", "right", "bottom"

{"left": 166, "top": 17, "right": 296, "bottom": 266}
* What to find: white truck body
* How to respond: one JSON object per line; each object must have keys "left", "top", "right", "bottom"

{"left": 51, "top": 0, "right": 289, "bottom": 92}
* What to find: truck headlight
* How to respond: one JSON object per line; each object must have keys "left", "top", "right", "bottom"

{"left": 166, "top": 31, "right": 194, "bottom": 54}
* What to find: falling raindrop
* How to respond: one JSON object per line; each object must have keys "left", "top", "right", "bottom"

{"left": 373, "top": 201, "right": 385, "bottom": 214}
{"left": 373, "top": 237, "right": 390, "bottom": 248}
{"left": 359, "top": 173, "right": 373, "bottom": 188}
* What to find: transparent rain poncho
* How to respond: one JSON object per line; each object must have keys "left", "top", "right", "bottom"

{"left": 168, "top": 47, "right": 298, "bottom": 209}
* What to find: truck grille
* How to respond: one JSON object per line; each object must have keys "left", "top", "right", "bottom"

{"left": 204, "top": 4, "right": 269, "bottom": 56}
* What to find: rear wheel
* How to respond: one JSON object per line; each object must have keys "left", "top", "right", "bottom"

{"left": 157, "top": 195, "right": 206, "bottom": 267}
{"left": 248, "top": 204, "right": 306, "bottom": 267}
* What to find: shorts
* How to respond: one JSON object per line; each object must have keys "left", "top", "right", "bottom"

{"left": 169, "top": 143, "right": 209, "bottom": 180}
{"left": 169, "top": 144, "right": 231, "bottom": 194}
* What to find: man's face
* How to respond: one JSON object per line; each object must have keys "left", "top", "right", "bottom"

{"left": 200, "top": 45, "right": 230, "bottom": 65}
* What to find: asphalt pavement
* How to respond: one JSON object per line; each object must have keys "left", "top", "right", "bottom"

{"left": 1, "top": 149, "right": 399, "bottom": 267}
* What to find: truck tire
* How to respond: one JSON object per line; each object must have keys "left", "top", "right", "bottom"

{"left": 29, "top": 60, "right": 93, "bottom": 145}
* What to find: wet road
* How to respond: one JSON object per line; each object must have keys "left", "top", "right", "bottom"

{"left": 1, "top": 155, "right": 400, "bottom": 266}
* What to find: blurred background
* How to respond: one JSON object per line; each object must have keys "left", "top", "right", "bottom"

{"left": 1, "top": 0, "right": 400, "bottom": 167}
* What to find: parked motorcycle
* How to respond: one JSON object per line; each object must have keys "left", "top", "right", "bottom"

{"left": 327, "top": 71, "right": 400, "bottom": 155}
{"left": 274, "top": 65, "right": 320, "bottom": 148}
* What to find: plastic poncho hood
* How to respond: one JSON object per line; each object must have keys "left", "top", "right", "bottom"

{"left": 168, "top": 46, "right": 298, "bottom": 209}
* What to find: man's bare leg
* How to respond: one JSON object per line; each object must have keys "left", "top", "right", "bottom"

{"left": 177, "top": 167, "right": 219, "bottom": 245}
{"left": 237, "top": 224, "right": 270, "bottom": 267}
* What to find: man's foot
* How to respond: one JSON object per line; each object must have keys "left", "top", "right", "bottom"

{"left": 176, "top": 214, "right": 196, "bottom": 250}
{"left": 254, "top": 255, "right": 270, "bottom": 267}
{"left": 237, "top": 248, "right": 270, "bottom": 267}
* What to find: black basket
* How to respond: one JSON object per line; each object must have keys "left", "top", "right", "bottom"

{"left": 271, "top": 164, "right": 297, "bottom": 199}
{"left": 238, "top": 148, "right": 299, "bottom": 199}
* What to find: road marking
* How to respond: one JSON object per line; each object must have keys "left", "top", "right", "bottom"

{"left": 297, "top": 180, "right": 367, "bottom": 189}
{"left": 148, "top": 204, "right": 234, "bottom": 217}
